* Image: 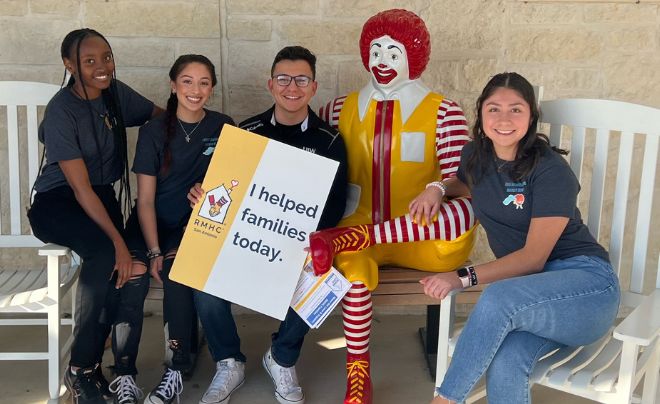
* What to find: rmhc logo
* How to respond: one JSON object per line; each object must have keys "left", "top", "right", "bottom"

{"left": 198, "top": 180, "right": 239, "bottom": 224}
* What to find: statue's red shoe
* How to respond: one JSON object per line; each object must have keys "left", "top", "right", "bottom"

{"left": 344, "top": 352, "right": 372, "bottom": 404}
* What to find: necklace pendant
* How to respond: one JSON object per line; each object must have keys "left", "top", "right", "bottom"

{"left": 104, "top": 115, "right": 112, "bottom": 130}
{"left": 177, "top": 115, "right": 203, "bottom": 144}
{"left": 497, "top": 161, "right": 509, "bottom": 172}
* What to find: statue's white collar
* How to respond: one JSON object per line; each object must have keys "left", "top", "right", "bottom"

{"left": 357, "top": 79, "right": 431, "bottom": 124}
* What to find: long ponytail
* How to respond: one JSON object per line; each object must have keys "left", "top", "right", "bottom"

{"left": 161, "top": 92, "right": 178, "bottom": 174}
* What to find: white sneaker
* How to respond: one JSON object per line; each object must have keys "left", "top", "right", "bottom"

{"left": 199, "top": 358, "right": 245, "bottom": 404}
{"left": 145, "top": 368, "right": 183, "bottom": 404}
{"left": 262, "top": 348, "right": 305, "bottom": 404}
{"left": 109, "top": 375, "right": 143, "bottom": 404}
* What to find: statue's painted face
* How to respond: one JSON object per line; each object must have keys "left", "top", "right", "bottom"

{"left": 368, "top": 35, "right": 409, "bottom": 89}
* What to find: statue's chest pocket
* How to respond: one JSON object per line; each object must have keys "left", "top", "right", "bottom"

{"left": 400, "top": 132, "right": 426, "bottom": 162}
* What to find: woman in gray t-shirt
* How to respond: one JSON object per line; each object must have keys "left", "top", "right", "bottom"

{"left": 27, "top": 28, "right": 160, "bottom": 404}
{"left": 410, "top": 73, "right": 620, "bottom": 404}
{"left": 131, "top": 54, "right": 234, "bottom": 404}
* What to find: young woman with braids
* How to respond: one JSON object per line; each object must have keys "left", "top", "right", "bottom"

{"left": 27, "top": 28, "right": 161, "bottom": 404}
{"left": 127, "top": 54, "right": 234, "bottom": 404}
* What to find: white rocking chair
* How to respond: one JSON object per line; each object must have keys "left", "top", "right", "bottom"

{"left": 0, "top": 81, "right": 81, "bottom": 403}
{"left": 435, "top": 98, "right": 660, "bottom": 403}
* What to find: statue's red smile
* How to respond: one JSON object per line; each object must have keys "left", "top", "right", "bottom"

{"left": 371, "top": 65, "right": 398, "bottom": 84}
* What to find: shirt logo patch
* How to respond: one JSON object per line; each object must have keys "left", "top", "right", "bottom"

{"left": 503, "top": 194, "right": 525, "bottom": 209}
{"left": 243, "top": 122, "right": 264, "bottom": 132}
{"left": 203, "top": 146, "right": 215, "bottom": 156}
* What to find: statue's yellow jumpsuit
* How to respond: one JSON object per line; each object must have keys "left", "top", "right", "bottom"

{"left": 329, "top": 91, "right": 476, "bottom": 291}
{"left": 321, "top": 85, "right": 477, "bottom": 404}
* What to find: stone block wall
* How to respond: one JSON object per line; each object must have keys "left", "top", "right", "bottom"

{"left": 1, "top": 0, "right": 658, "bottom": 282}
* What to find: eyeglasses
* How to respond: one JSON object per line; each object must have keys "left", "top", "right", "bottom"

{"left": 273, "top": 74, "right": 313, "bottom": 88}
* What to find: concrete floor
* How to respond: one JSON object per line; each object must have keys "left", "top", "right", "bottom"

{"left": 0, "top": 313, "right": 598, "bottom": 404}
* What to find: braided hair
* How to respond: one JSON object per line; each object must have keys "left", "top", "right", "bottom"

{"left": 162, "top": 54, "right": 218, "bottom": 174}
{"left": 60, "top": 28, "right": 132, "bottom": 215}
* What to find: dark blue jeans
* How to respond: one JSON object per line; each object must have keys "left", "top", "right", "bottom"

{"left": 194, "top": 291, "right": 310, "bottom": 367}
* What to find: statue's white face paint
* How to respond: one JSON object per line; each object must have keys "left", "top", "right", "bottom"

{"left": 368, "top": 35, "right": 410, "bottom": 90}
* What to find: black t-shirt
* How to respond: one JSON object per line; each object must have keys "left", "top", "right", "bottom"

{"left": 34, "top": 80, "right": 154, "bottom": 192}
{"left": 457, "top": 142, "right": 609, "bottom": 263}
{"left": 133, "top": 110, "right": 234, "bottom": 228}
{"left": 239, "top": 106, "right": 348, "bottom": 230}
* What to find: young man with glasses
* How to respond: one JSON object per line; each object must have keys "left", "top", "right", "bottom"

{"left": 191, "top": 46, "right": 348, "bottom": 404}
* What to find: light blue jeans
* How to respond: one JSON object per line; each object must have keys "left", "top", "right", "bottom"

{"left": 437, "top": 255, "right": 620, "bottom": 403}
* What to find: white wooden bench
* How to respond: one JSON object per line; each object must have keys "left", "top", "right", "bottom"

{"left": 0, "top": 81, "right": 81, "bottom": 404}
{"left": 436, "top": 98, "right": 660, "bottom": 403}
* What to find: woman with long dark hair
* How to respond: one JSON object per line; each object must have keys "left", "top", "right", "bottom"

{"left": 129, "top": 54, "right": 234, "bottom": 404}
{"left": 410, "top": 73, "right": 620, "bottom": 404}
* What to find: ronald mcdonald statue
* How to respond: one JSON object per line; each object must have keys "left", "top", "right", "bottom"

{"left": 313, "top": 9, "right": 476, "bottom": 403}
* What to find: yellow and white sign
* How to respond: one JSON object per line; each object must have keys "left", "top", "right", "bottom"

{"left": 170, "top": 125, "right": 339, "bottom": 320}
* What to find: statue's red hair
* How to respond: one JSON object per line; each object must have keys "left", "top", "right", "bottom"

{"left": 359, "top": 9, "right": 431, "bottom": 80}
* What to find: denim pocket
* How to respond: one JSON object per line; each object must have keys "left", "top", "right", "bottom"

{"left": 581, "top": 255, "right": 618, "bottom": 282}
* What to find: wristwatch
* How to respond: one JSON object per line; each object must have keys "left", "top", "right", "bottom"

{"left": 456, "top": 267, "right": 471, "bottom": 288}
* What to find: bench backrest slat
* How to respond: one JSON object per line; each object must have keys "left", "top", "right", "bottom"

{"left": 0, "top": 81, "right": 59, "bottom": 244}
{"left": 540, "top": 99, "right": 660, "bottom": 294}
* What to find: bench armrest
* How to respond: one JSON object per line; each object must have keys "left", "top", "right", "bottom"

{"left": 613, "top": 289, "right": 660, "bottom": 347}
{"left": 38, "top": 243, "right": 70, "bottom": 257}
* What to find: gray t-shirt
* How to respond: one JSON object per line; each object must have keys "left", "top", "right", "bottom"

{"left": 34, "top": 80, "right": 154, "bottom": 192}
{"left": 132, "top": 110, "right": 234, "bottom": 228}
{"left": 457, "top": 142, "right": 609, "bottom": 263}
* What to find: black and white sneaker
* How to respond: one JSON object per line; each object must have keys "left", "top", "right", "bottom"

{"left": 145, "top": 368, "right": 183, "bottom": 404}
{"left": 63, "top": 365, "right": 107, "bottom": 404}
{"left": 94, "top": 364, "right": 112, "bottom": 400}
{"left": 109, "top": 375, "right": 143, "bottom": 404}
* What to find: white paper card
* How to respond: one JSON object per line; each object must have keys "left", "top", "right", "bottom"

{"left": 290, "top": 257, "right": 352, "bottom": 328}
